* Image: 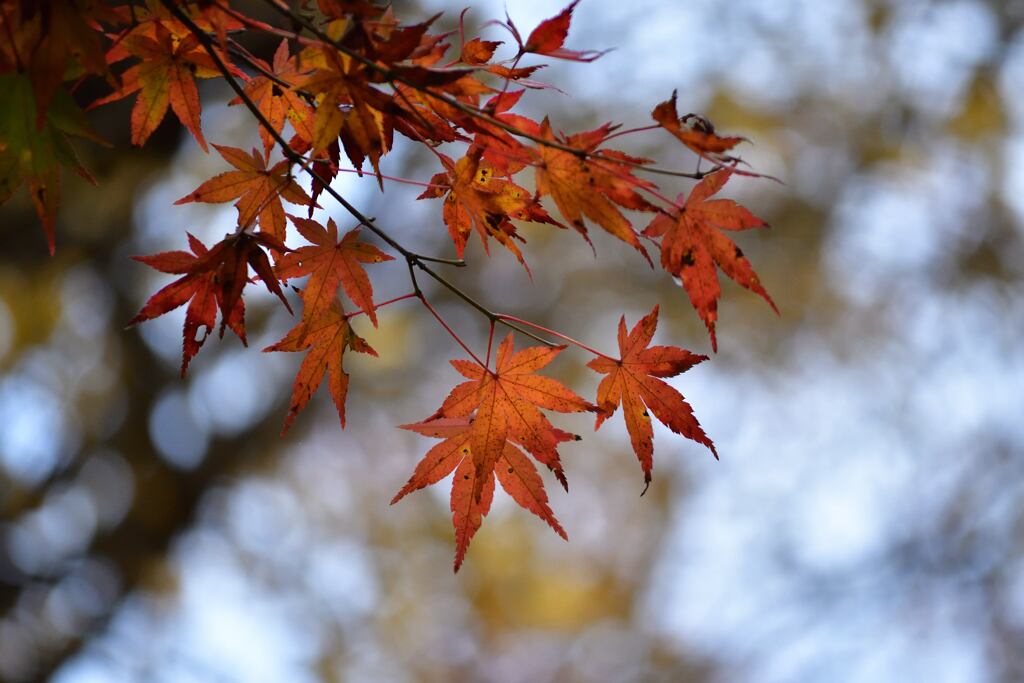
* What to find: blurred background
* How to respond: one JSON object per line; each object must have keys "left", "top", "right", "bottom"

{"left": 2, "top": 0, "right": 1024, "bottom": 681}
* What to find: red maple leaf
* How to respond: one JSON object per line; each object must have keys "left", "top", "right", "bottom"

{"left": 520, "top": 1, "right": 608, "bottom": 62}
{"left": 130, "top": 231, "right": 292, "bottom": 375}
{"left": 587, "top": 306, "right": 716, "bottom": 491}
{"left": 174, "top": 145, "right": 311, "bottom": 243}
{"left": 263, "top": 299, "right": 376, "bottom": 434}
{"left": 275, "top": 216, "right": 393, "bottom": 326}
{"left": 470, "top": 90, "right": 540, "bottom": 176}
{"left": 644, "top": 169, "right": 777, "bottom": 351}
{"left": 393, "top": 415, "right": 567, "bottom": 571}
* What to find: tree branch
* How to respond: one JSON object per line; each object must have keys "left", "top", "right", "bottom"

{"left": 165, "top": 0, "right": 566, "bottom": 355}
{"left": 248, "top": 0, "right": 717, "bottom": 180}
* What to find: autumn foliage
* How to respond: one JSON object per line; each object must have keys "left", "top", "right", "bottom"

{"left": 0, "top": 0, "right": 780, "bottom": 570}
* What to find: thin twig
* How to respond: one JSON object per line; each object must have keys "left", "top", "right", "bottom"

{"left": 406, "top": 263, "right": 486, "bottom": 366}
{"left": 410, "top": 253, "right": 466, "bottom": 267}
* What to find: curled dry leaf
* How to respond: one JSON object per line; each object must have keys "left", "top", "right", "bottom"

{"left": 652, "top": 90, "right": 746, "bottom": 163}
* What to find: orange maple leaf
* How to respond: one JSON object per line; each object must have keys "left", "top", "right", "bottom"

{"left": 275, "top": 216, "right": 393, "bottom": 326}
{"left": 435, "top": 334, "right": 595, "bottom": 503}
{"left": 534, "top": 118, "right": 657, "bottom": 261}
{"left": 461, "top": 38, "right": 502, "bottom": 65}
{"left": 393, "top": 415, "right": 567, "bottom": 571}
{"left": 263, "top": 300, "right": 377, "bottom": 434}
{"left": 174, "top": 145, "right": 310, "bottom": 242}
{"left": 299, "top": 44, "right": 397, "bottom": 181}
{"left": 644, "top": 169, "right": 777, "bottom": 351}
{"left": 90, "top": 21, "right": 223, "bottom": 151}
{"left": 419, "top": 151, "right": 562, "bottom": 268}
{"left": 229, "top": 40, "right": 315, "bottom": 156}
{"left": 588, "top": 306, "right": 716, "bottom": 491}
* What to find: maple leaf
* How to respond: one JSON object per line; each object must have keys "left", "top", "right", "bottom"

{"left": 264, "top": 299, "right": 377, "bottom": 434}
{"left": 8, "top": 0, "right": 117, "bottom": 126}
{"left": 393, "top": 416, "right": 567, "bottom": 571}
{"left": 435, "top": 334, "right": 595, "bottom": 502}
{"left": 644, "top": 169, "right": 777, "bottom": 351}
{"left": 300, "top": 44, "right": 397, "bottom": 182}
{"left": 174, "top": 145, "right": 311, "bottom": 243}
{"left": 391, "top": 82, "right": 465, "bottom": 145}
{"left": 89, "top": 21, "right": 223, "bottom": 151}
{"left": 229, "top": 40, "right": 315, "bottom": 156}
{"left": 534, "top": 118, "right": 657, "bottom": 261}
{"left": 461, "top": 38, "right": 502, "bottom": 65}
{"left": 521, "top": 0, "right": 608, "bottom": 62}
{"left": 0, "top": 74, "right": 105, "bottom": 254}
{"left": 130, "top": 232, "right": 293, "bottom": 375}
{"left": 652, "top": 91, "right": 746, "bottom": 163}
{"left": 587, "top": 306, "right": 716, "bottom": 491}
{"left": 471, "top": 90, "right": 539, "bottom": 176}
{"left": 275, "top": 216, "right": 393, "bottom": 326}
{"left": 418, "top": 151, "right": 562, "bottom": 269}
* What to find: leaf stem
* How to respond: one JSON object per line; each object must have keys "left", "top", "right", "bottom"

{"left": 485, "top": 320, "right": 495, "bottom": 369}
{"left": 602, "top": 124, "right": 660, "bottom": 143}
{"left": 324, "top": 166, "right": 447, "bottom": 190}
{"left": 405, "top": 264, "right": 485, "bottom": 367}
{"left": 494, "top": 314, "right": 617, "bottom": 362}
{"left": 345, "top": 292, "right": 418, "bottom": 320}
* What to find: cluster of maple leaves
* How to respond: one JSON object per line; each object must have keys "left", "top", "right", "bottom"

{"left": 0, "top": 0, "right": 778, "bottom": 570}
